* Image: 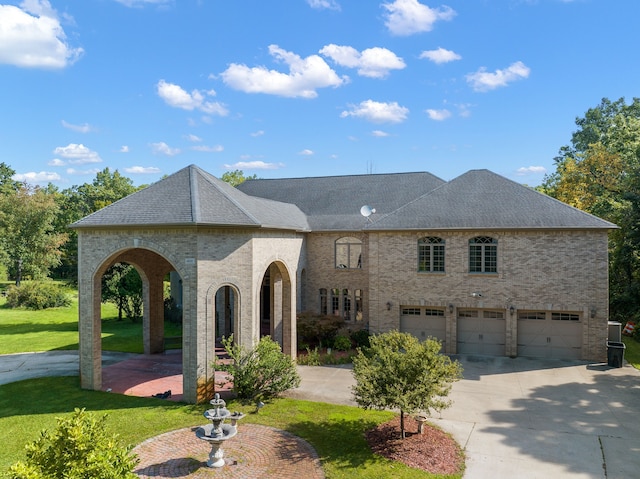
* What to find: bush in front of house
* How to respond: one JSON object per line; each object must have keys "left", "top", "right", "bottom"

{"left": 216, "top": 335, "right": 301, "bottom": 402}
{"left": 7, "top": 408, "right": 139, "bottom": 479}
{"left": 5, "top": 282, "right": 71, "bottom": 310}
{"left": 297, "top": 311, "right": 345, "bottom": 348}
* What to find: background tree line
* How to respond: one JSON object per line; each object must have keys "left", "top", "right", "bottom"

{"left": 2, "top": 106, "right": 639, "bottom": 322}
{"left": 539, "top": 97, "right": 640, "bottom": 323}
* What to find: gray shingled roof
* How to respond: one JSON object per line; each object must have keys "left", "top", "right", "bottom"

{"left": 237, "top": 171, "right": 446, "bottom": 230}
{"left": 71, "top": 165, "right": 309, "bottom": 231}
{"left": 366, "top": 169, "right": 616, "bottom": 230}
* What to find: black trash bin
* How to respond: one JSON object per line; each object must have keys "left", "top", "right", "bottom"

{"left": 607, "top": 341, "right": 626, "bottom": 368}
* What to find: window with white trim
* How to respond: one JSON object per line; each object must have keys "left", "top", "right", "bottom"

{"left": 469, "top": 236, "right": 497, "bottom": 273}
{"left": 418, "top": 236, "right": 445, "bottom": 272}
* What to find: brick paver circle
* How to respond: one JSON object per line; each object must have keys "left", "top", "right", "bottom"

{"left": 133, "top": 423, "right": 325, "bottom": 478}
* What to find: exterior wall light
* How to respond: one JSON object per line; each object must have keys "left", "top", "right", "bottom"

{"left": 509, "top": 305, "right": 515, "bottom": 316}
{"left": 386, "top": 301, "right": 392, "bottom": 311}
{"left": 448, "top": 303, "right": 454, "bottom": 314}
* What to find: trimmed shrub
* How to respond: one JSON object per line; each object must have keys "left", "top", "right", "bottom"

{"left": 297, "top": 311, "right": 345, "bottom": 348}
{"left": 333, "top": 334, "right": 352, "bottom": 351}
{"left": 215, "top": 335, "right": 301, "bottom": 402}
{"left": 5, "top": 282, "right": 71, "bottom": 310}
{"left": 350, "top": 329, "right": 371, "bottom": 348}
{"left": 7, "top": 408, "right": 139, "bottom": 479}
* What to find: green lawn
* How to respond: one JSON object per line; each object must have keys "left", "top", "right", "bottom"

{"left": 0, "top": 290, "right": 181, "bottom": 354}
{"left": 0, "top": 284, "right": 463, "bottom": 478}
{"left": 0, "top": 377, "right": 461, "bottom": 479}
{"left": 622, "top": 336, "right": 640, "bottom": 369}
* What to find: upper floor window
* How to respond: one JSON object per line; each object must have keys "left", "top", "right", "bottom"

{"left": 335, "top": 236, "right": 362, "bottom": 269}
{"left": 418, "top": 236, "right": 445, "bottom": 272}
{"left": 469, "top": 236, "right": 497, "bottom": 273}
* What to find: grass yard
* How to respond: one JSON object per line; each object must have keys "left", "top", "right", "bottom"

{"left": 0, "top": 377, "right": 459, "bottom": 479}
{"left": 0, "top": 285, "right": 181, "bottom": 354}
{"left": 622, "top": 335, "right": 640, "bottom": 369}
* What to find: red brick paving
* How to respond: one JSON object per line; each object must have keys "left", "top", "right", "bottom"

{"left": 103, "top": 351, "right": 324, "bottom": 478}
{"left": 133, "top": 424, "right": 325, "bottom": 478}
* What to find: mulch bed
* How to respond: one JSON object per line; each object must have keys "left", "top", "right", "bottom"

{"left": 365, "top": 415, "right": 465, "bottom": 476}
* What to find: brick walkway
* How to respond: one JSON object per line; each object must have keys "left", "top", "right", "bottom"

{"left": 133, "top": 424, "right": 325, "bottom": 479}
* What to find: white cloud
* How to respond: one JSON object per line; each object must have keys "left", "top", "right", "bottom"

{"left": 220, "top": 44, "right": 347, "bottom": 98}
{"left": 66, "top": 167, "right": 101, "bottom": 176}
{"left": 119, "top": 145, "right": 130, "bottom": 153}
{"left": 124, "top": 166, "right": 161, "bottom": 174}
{"left": 52, "top": 143, "right": 102, "bottom": 164}
{"left": 320, "top": 44, "right": 405, "bottom": 78}
{"left": 224, "top": 161, "right": 283, "bottom": 170}
{"left": 307, "top": 0, "right": 340, "bottom": 10}
{"left": 466, "top": 61, "right": 531, "bottom": 92}
{"left": 426, "top": 108, "right": 451, "bottom": 120}
{"left": 12, "top": 170, "right": 61, "bottom": 182}
{"left": 192, "top": 145, "right": 224, "bottom": 152}
{"left": 340, "top": 99, "right": 409, "bottom": 123}
{"left": 0, "top": 0, "right": 83, "bottom": 69}
{"left": 419, "top": 47, "right": 461, "bottom": 64}
{"left": 157, "top": 80, "right": 228, "bottom": 115}
{"left": 372, "top": 130, "right": 389, "bottom": 137}
{"left": 251, "top": 130, "right": 265, "bottom": 137}
{"left": 150, "top": 142, "right": 180, "bottom": 156}
{"left": 47, "top": 158, "right": 65, "bottom": 166}
{"left": 382, "top": 0, "right": 456, "bottom": 36}
{"left": 61, "top": 120, "right": 93, "bottom": 133}
{"left": 185, "top": 134, "right": 202, "bottom": 142}
{"left": 516, "top": 166, "right": 547, "bottom": 176}
{"left": 299, "top": 149, "right": 314, "bottom": 156}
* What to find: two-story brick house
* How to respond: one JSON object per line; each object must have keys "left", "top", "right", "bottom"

{"left": 73, "top": 164, "right": 615, "bottom": 403}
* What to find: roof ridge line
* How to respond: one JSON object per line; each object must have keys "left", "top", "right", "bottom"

{"left": 190, "top": 166, "right": 201, "bottom": 223}
{"left": 198, "top": 168, "right": 262, "bottom": 225}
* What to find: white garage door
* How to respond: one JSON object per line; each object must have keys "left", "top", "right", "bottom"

{"left": 518, "top": 311, "right": 582, "bottom": 359}
{"left": 400, "top": 307, "right": 446, "bottom": 346}
{"left": 457, "top": 309, "right": 506, "bottom": 356}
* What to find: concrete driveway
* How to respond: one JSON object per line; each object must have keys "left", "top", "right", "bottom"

{"left": 284, "top": 356, "right": 640, "bottom": 479}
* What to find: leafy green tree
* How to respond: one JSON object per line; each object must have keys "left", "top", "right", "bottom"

{"left": 0, "top": 185, "right": 68, "bottom": 285}
{"left": 101, "top": 263, "right": 143, "bottom": 322}
{"left": 220, "top": 169, "right": 257, "bottom": 187}
{"left": 52, "top": 168, "right": 139, "bottom": 280}
{"left": 352, "top": 331, "right": 462, "bottom": 439}
{"left": 7, "top": 408, "right": 139, "bottom": 479}
{"left": 0, "top": 162, "right": 20, "bottom": 195}
{"left": 541, "top": 97, "right": 640, "bottom": 322}
{"left": 215, "top": 335, "right": 301, "bottom": 402}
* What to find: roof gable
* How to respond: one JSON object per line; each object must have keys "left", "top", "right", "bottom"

{"left": 71, "top": 165, "right": 309, "bottom": 231}
{"left": 237, "top": 171, "right": 446, "bottom": 230}
{"left": 368, "top": 169, "right": 616, "bottom": 230}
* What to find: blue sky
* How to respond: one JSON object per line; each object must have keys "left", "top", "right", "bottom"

{"left": 1, "top": 0, "right": 638, "bottom": 187}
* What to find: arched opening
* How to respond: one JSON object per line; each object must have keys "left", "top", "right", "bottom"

{"left": 82, "top": 247, "right": 185, "bottom": 399}
{"left": 258, "top": 261, "right": 295, "bottom": 357}
{"left": 215, "top": 285, "right": 237, "bottom": 341}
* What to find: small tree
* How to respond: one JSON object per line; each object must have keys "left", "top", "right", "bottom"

{"left": 352, "top": 331, "right": 462, "bottom": 439}
{"left": 7, "top": 408, "right": 139, "bottom": 479}
{"left": 215, "top": 335, "right": 301, "bottom": 402}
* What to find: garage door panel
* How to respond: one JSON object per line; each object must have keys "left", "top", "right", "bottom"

{"left": 457, "top": 314, "right": 506, "bottom": 356}
{"left": 518, "top": 314, "right": 582, "bottom": 360}
{"left": 400, "top": 312, "right": 446, "bottom": 345}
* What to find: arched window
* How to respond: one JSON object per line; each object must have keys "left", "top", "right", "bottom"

{"left": 418, "top": 236, "right": 445, "bottom": 272}
{"left": 335, "top": 236, "right": 362, "bottom": 269}
{"left": 469, "top": 236, "right": 497, "bottom": 273}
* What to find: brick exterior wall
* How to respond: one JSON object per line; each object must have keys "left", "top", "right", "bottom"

{"left": 77, "top": 227, "right": 303, "bottom": 403}
{"left": 304, "top": 229, "right": 610, "bottom": 361}
{"left": 78, "top": 223, "right": 610, "bottom": 404}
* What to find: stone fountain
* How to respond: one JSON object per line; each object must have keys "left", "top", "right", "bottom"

{"left": 195, "top": 393, "right": 245, "bottom": 468}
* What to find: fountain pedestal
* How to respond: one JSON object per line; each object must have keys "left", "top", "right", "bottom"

{"left": 195, "top": 393, "right": 245, "bottom": 468}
